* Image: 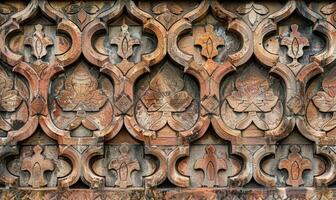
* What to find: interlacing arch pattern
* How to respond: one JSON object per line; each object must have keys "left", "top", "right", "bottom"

{"left": 0, "top": 0, "right": 336, "bottom": 199}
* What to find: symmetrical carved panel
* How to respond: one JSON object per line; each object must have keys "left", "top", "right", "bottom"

{"left": 2, "top": 0, "right": 336, "bottom": 199}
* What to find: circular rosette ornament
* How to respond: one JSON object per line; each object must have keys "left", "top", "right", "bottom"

{"left": 50, "top": 63, "right": 114, "bottom": 137}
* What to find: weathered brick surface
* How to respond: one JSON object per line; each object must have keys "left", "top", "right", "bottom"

{"left": 0, "top": 0, "right": 336, "bottom": 199}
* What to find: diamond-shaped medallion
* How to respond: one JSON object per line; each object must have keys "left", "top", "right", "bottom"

{"left": 115, "top": 94, "right": 132, "bottom": 114}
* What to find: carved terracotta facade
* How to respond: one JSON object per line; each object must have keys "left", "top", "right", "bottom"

{"left": 1, "top": 0, "right": 336, "bottom": 199}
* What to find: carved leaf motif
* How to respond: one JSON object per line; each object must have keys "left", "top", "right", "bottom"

{"left": 77, "top": 9, "right": 87, "bottom": 24}
{"left": 236, "top": 2, "right": 268, "bottom": 25}
{"left": 136, "top": 64, "right": 198, "bottom": 133}
{"left": 321, "top": 3, "right": 336, "bottom": 15}
{"left": 0, "top": 90, "right": 22, "bottom": 112}
{"left": 152, "top": 2, "right": 183, "bottom": 29}
{"left": 226, "top": 72, "right": 278, "bottom": 113}
{"left": 312, "top": 91, "right": 336, "bottom": 112}
{"left": 64, "top": 2, "right": 81, "bottom": 14}
{"left": 0, "top": 68, "right": 22, "bottom": 112}
{"left": 63, "top": 1, "right": 100, "bottom": 30}
{"left": 56, "top": 64, "right": 107, "bottom": 112}
{"left": 249, "top": 10, "right": 257, "bottom": 25}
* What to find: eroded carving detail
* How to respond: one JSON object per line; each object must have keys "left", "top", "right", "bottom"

{"left": 21, "top": 145, "right": 54, "bottom": 188}
{"left": 236, "top": 2, "right": 268, "bottom": 27}
{"left": 278, "top": 145, "right": 312, "bottom": 187}
{"left": 312, "top": 71, "right": 336, "bottom": 131}
{"left": 222, "top": 67, "right": 282, "bottom": 133}
{"left": 280, "top": 24, "right": 310, "bottom": 74}
{"left": 152, "top": 2, "right": 183, "bottom": 29}
{"left": 110, "top": 24, "right": 140, "bottom": 75}
{"left": 194, "top": 24, "right": 224, "bottom": 75}
{"left": 194, "top": 145, "right": 227, "bottom": 187}
{"left": 51, "top": 63, "right": 112, "bottom": 131}
{"left": 135, "top": 63, "right": 198, "bottom": 135}
{"left": 0, "top": 3, "right": 16, "bottom": 25}
{"left": 25, "top": 24, "right": 54, "bottom": 76}
{"left": 108, "top": 145, "right": 140, "bottom": 188}
{"left": 63, "top": 1, "right": 100, "bottom": 30}
{"left": 0, "top": 67, "right": 28, "bottom": 132}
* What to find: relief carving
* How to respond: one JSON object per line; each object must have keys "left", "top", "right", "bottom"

{"left": 194, "top": 24, "right": 225, "bottom": 75}
{"left": 51, "top": 63, "right": 112, "bottom": 132}
{"left": 63, "top": 1, "right": 100, "bottom": 30}
{"left": 278, "top": 145, "right": 312, "bottom": 187}
{"left": 0, "top": 0, "right": 336, "bottom": 197}
{"left": 0, "top": 67, "right": 28, "bottom": 132}
{"left": 110, "top": 24, "right": 140, "bottom": 75}
{"left": 21, "top": 145, "right": 55, "bottom": 188}
{"left": 221, "top": 66, "right": 283, "bottom": 137}
{"left": 280, "top": 24, "right": 310, "bottom": 75}
{"left": 135, "top": 63, "right": 198, "bottom": 139}
{"left": 311, "top": 70, "right": 336, "bottom": 131}
{"left": 152, "top": 2, "right": 183, "bottom": 29}
{"left": 24, "top": 24, "right": 54, "bottom": 76}
{"left": 236, "top": 2, "right": 269, "bottom": 28}
{"left": 108, "top": 145, "right": 140, "bottom": 188}
{"left": 194, "top": 145, "right": 227, "bottom": 187}
{"left": 0, "top": 3, "right": 16, "bottom": 25}
{"left": 305, "top": 68, "right": 336, "bottom": 140}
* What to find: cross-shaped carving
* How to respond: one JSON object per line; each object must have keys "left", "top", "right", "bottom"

{"left": 194, "top": 145, "right": 227, "bottom": 187}
{"left": 280, "top": 24, "right": 309, "bottom": 73}
{"left": 21, "top": 145, "right": 55, "bottom": 188}
{"left": 108, "top": 145, "right": 140, "bottom": 188}
{"left": 194, "top": 24, "right": 224, "bottom": 75}
{"left": 278, "top": 145, "right": 312, "bottom": 187}
{"left": 110, "top": 24, "right": 140, "bottom": 75}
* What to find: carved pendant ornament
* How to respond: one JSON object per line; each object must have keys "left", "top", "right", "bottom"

{"left": 2, "top": 0, "right": 336, "bottom": 199}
